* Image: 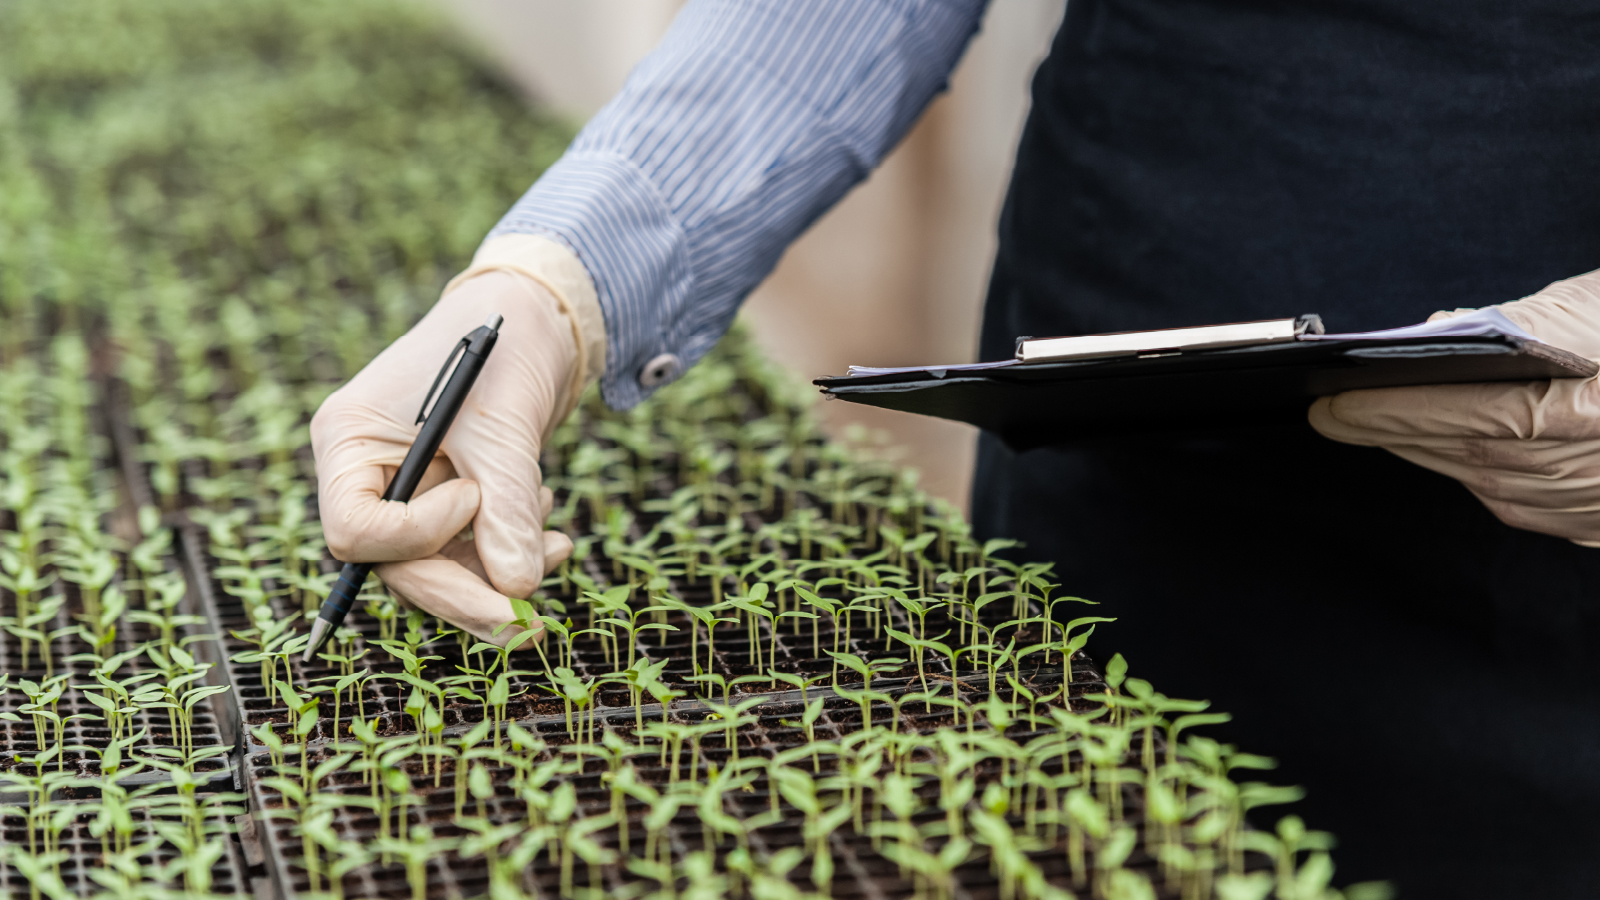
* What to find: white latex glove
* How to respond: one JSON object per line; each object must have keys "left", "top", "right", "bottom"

{"left": 1310, "top": 269, "right": 1600, "bottom": 547}
{"left": 311, "top": 235, "right": 606, "bottom": 642}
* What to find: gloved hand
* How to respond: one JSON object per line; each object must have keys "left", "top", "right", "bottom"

{"left": 310, "top": 235, "right": 606, "bottom": 642}
{"left": 1310, "top": 269, "right": 1600, "bottom": 547}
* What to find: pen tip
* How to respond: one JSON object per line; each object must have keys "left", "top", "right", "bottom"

{"left": 485, "top": 313, "right": 504, "bottom": 332}
{"left": 303, "top": 617, "right": 331, "bottom": 663}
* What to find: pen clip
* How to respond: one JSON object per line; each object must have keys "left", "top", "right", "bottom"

{"left": 417, "top": 336, "right": 471, "bottom": 425}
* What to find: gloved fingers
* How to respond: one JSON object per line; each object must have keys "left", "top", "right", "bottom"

{"left": 1318, "top": 418, "right": 1600, "bottom": 488}
{"left": 311, "top": 268, "right": 579, "bottom": 587}
{"left": 310, "top": 382, "right": 477, "bottom": 563}
{"left": 375, "top": 556, "right": 542, "bottom": 647}
{"left": 359, "top": 456, "right": 461, "bottom": 523}
{"left": 444, "top": 424, "right": 547, "bottom": 599}
{"left": 436, "top": 536, "right": 491, "bottom": 582}
{"left": 433, "top": 530, "right": 574, "bottom": 583}
{"left": 1356, "top": 443, "right": 1600, "bottom": 543}
{"left": 1311, "top": 382, "right": 1541, "bottom": 442}
{"left": 1411, "top": 437, "right": 1600, "bottom": 483}
{"left": 1381, "top": 442, "right": 1600, "bottom": 507}
{"left": 407, "top": 456, "right": 459, "bottom": 497}
{"left": 318, "top": 467, "right": 481, "bottom": 564}
{"left": 544, "top": 530, "right": 575, "bottom": 570}
{"left": 1310, "top": 270, "right": 1600, "bottom": 549}
{"left": 1314, "top": 378, "right": 1600, "bottom": 445}
{"left": 440, "top": 367, "right": 564, "bottom": 599}
{"left": 535, "top": 487, "right": 575, "bottom": 569}
{"left": 428, "top": 528, "right": 572, "bottom": 598}
{"left": 1471, "top": 494, "right": 1600, "bottom": 545}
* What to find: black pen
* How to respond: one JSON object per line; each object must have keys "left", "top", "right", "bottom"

{"left": 303, "top": 313, "right": 503, "bottom": 662}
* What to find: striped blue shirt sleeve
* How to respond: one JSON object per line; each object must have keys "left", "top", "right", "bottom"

{"left": 488, "top": 0, "right": 991, "bottom": 408}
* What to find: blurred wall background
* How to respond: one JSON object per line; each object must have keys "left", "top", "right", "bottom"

{"left": 441, "top": 0, "right": 1064, "bottom": 511}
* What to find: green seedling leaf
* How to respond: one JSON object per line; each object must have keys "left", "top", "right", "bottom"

{"left": 1105, "top": 652, "right": 1128, "bottom": 690}
{"left": 548, "top": 781, "right": 578, "bottom": 822}
{"left": 170, "top": 645, "right": 196, "bottom": 670}
{"left": 505, "top": 626, "right": 541, "bottom": 653}
{"left": 1229, "top": 753, "right": 1279, "bottom": 772}
{"left": 509, "top": 597, "right": 537, "bottom": 621}
{"left": 251, "top": 724, "right": 283, "bottom": 753}
{"left": 1146, "top": 780, "right": 1183, "bottom": 825}
{"left": 468, "top": 764, "right": 494, "bottom": 800}
{"left": 296, "top": 702, "right": 320, "bottom": 738}
{"left": 980, "top": 782, "right": 1008, "bottom": 816}
{"left": 183, "top": 685, "right": 231, "bottom": 710}
{"left": 82, "top": 691, "right": 117, "bottom": 714}
{"left": 1065, "top": 788, "right": 1108, "bottom": 839}
{"left": 274, "top": 680, "right": 304, "bottom": 711}
{"left": 1214, "top": 873, "right": 1274, "bottom": 900}
{"left": 311, "top": 753, "right": 354, "bottom": 785}
{"left": 335, "top": 667, "right": 369, "bottom": 694}
{"left": 942, "top": 778, "right": 977, "bottom": 813}
{"left": 1239, "top": 782, "right": 1305, "bottom": 811}
{"left": 1097, "top": 826, "right": 1137, "bottom": 870}
{"left": 824, "top": 650, "right": 869, "bottom": 677}
{"left": 1172, "top": 712, "right": 1231, "bottom": 733}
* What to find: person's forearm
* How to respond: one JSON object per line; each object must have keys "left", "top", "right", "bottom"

{"left": 491, "top": 0, "right": 989, "bottom": 408}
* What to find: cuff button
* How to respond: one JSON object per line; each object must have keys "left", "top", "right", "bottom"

{"left": 638, "top": 353, "right": 682, "bottom": 389}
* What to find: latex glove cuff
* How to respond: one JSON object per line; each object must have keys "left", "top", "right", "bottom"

{"left": 444, "top": 233, "right": 606, "bottom": 426}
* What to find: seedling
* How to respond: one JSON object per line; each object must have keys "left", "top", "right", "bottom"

{"left": 769, "top": 669, "right": 827, "bottom": 703}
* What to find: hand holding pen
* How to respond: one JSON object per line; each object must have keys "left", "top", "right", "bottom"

{"left": 306, "top": 272, "right": 580, "bottom": 658}
{"left": 305, "top": 311, "right": 501, "bottom": 658}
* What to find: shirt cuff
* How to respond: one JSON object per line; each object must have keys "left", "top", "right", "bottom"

{"left": 442, "top": 233, "right": 607, "bottom": 422}
{"left": 489, "top": 151, "right": 693, "bottom": 410}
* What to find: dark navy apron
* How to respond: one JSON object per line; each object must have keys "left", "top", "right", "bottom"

{"left": 972, "top": 2, "right": 1600, "bottom": 896}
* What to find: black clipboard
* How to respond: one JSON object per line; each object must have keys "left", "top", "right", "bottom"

{"left": 814, "top": 334, "right": 1597, "bottom": 451}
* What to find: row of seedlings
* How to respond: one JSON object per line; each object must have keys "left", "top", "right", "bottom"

{"left": 0, "top": 338, "right": 249, "bottom": 900}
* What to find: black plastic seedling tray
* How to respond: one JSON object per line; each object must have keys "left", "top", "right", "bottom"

{"left": 0, "top": 595, "right": 237, "bottom": 795}
{"left": 245, "top": 689, "right": 1133, "bottom": 900}
{"left": 192, "top": 516, "right": 1094, "bottom": 755}
{"left": 111, "top": 373, "right": 1276, "bottom": 900}
{"left": 190, "top": 509, "right": 1098, "bottom": 743}
{"left": 0, "top": 383, "right": 240, "bottom": 798}
{"left": 176, "top": 434, "right": 1092, "bottom": 752}
{"left": 0, "top": 801, "right": 252, "bottom": 897}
